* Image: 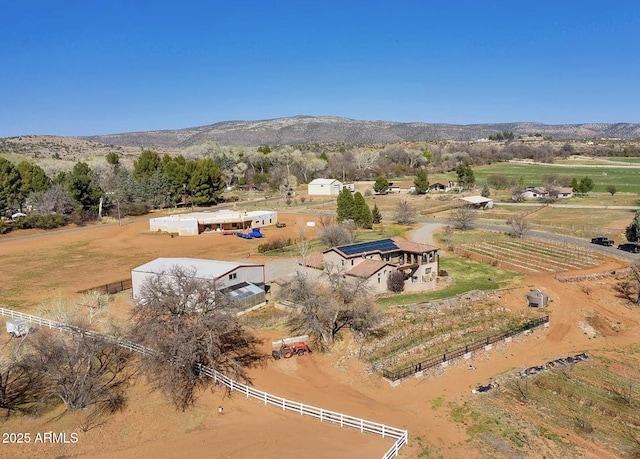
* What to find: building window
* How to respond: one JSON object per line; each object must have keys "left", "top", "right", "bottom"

{"left": 228, "top": 273, "right": 237, "bottom": 281}
{"left": 425, "top": 267, "right": 431, "bottom": 274}
{"left": 351, "top": 260, "right": 354, "bottom": 266}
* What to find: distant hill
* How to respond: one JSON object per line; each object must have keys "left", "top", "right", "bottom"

{"left": 79, "top": 116, "right": 640, "bottom": 148}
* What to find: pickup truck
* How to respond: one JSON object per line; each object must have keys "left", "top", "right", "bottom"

{"left": 618, "top": 243, "right": 640, "bottom": 253}
{"left": 591, "top": 236, "right": 614, "bottom": 246}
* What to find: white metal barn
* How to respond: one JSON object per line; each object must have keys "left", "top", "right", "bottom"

{"left": 131, "top": 258, "right": 266, "bottom": 311}
{"left": 149, "top": 210, "right": 278, "bottom": 236}
{"left": 307, "top": 178, "right": 343, "bottom": 196}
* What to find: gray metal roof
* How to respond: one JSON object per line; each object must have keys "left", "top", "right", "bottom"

{"left": 132, "top": 258, "right": 262, "bottom": 280}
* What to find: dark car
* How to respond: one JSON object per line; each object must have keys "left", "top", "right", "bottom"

{"left": 618, "top": 243, "right": 640, "bottom": 253}
{"left": 591, "top": 236, "right": 614, "bottom": 246}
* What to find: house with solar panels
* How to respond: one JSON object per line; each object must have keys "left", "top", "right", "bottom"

{"left": 131, "top": 258, "right": 266, "bottom": 313}
{"left": 315, "top": 237, "right": 440, "bottom": 294}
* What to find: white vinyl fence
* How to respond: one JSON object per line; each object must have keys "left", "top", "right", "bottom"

{"left": 0, "top": 307, "right": 408, "bottom": 458}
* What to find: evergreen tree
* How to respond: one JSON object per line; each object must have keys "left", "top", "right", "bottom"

{"left": 455, "top": 164, "right": 476, "bottom": 189}
{"left": 336, "top": 188, "right": 355, "bottom": 222}
{"left": 626, "top": 211, "right": 640, "bottom": 242}
{"left": 0, "top": 157, "right": 21, "bottom": 212}
{"left": 105, "top": 152, "right": 120, "bottom": 166}
{"left": 188, "top": 158, "right": 224, "bottom": 205}
{"left": 372, "top": 203, "right": 382, "bottom": 224}
{"left": 353, "top": 192, "right": 372, "bottom": 229}
{"left": 66, "top": 162, "right": 103, "bottom": 212}
{"left": 133, "top": 149, "right": 160, "bottom": 181}
{"left": 481, "top": 182, "right": 490, "bottom": 198}
{"left": 17, "top": 161, "right": 51, "bottom": 202}
{"left": 161, "top": 155, "right": 189, "bottom": 204}
{"left": 413, "top": 167, "right": 429, "bottom": 194}
{"left": 373, "top": 176, "right": 389, "bottom": 194}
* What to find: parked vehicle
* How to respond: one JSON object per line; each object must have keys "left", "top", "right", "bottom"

{"left": 591, "top": 236, "right": 614, "bottom": 246}
{"left": 272, "top": 341, "right": 312, "bottom": 359}
{"left": 236, "top": 228, "right": 264, "bottom": 239}
{"left": 6, "top": 319, "right": 30, "bottom": 337}
{"left": 618, "top": 243, "right": 640, "bottom": 253}
{"left": 275, "top": 222, "right": 287, "bottom": 228}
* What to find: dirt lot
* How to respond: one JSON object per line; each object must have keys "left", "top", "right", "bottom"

{"left": 1, "top": 213, "right": 638, "bottom": 458}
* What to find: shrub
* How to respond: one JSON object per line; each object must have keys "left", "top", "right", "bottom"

{"left": 299, "top": 196, "right": 306, "bottom": 203}
{"left": 438, "top": 270, "right": 449, "bottom": 277}
{"left": 226, "top": 195, "right": 240, "bottom": 202}
{"left": 258, "top": 237, "right": 293, "bottom": 253}
{"left": 387, "top": 270, "right": 406, "bottom": 293}
{"left": 118, "top": 202, "right": 150, "bottom": 216}
{"left": 13, "top": 214, "right": 67, "bottom": 230}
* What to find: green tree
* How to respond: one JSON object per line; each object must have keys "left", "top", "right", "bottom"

{"left": 133, "top": 149, "right": 160, "bottom": 181}
{"left": 576, "top": 177, "right": 595, "bottom": 194}
{"left": 0, "top": 158, "right": 21, "bottom": 211}
{"left": 626, "top": 211, "right": 640, "bottom": 242}
{"left": 481, "top": 182, "right": 490, "bottom": 198}
{"left": 607, "top": 185, "right": 617, "bottom": 196}
{"left": 67, "top": 162, "right": 103, "bottom": 212}
{"left": 372, "top": 203, "right": 382, "bottom": 224}
{"left": 571, "top": 177, "right": 579, "bottom": 191}
{"left": 161, "top": 155, "right": 189, "bottom": 204}
{"left": 188, "top": 159, "right": 224, "bottom": 206}
{"left": 353, "top": 192, "right": 372, "bottom": 229}
{"left": 336, "top": 188, "right": 355, "bottom": 222}
{"left": 373, "top": 176, "right": 389, "bottom": 194}
{"left": 456, "top": 164, "right": 475, "bottom": 189}
{"left": 105, "top": 152, "right": 120, "bottom": 166}
{"left": 413, "top": 168, "right": 429, "bottom": 195}
{"left": 16, "top": 161, "right": 50, "bottom": 203}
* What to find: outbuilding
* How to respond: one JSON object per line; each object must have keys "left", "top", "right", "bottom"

{"left": 459, "top": 195, "right": 494, "bottom": 209}
{"left": 307, "top": 178, "right": 343, "bottom": 196}
{"left": 131, "top": 258, "right": 266, "bottom": 311}
{"left": 149, "top": 209, "right": 277, "bottom": 236}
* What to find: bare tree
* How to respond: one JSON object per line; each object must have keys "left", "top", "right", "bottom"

{"left": 130, "top": 266, "right": 265, "bottom": 410}
{"left": 20, "top": 327, "right": 134, "bottom": 413}
{"left": 507, "top": 213, "right": 531, "bottom": 238}
{"left": 511, "top": 186, "right": 526, "bottom": 202}
{"left": 442, "top": 225, "right": 455, "bottom": 249}
{"left": 393, "top": 198, "right": 415, "bottom": 224}
{"left": 318, "top": 222, "right": 356, "bottom": 247}
{"left": 448, "top": 206, "right": 477, "bottom": 230}
{"left": 281, "top": 267, "right": 381, "bottom": 349}
{"left": 614, "top": 264, "right": 640, "bottom": 306}
{"left": 0, "top": 348, "right": 47, "bottom": 417}
{"left": 29, "top": 184, "right": 74, "bottom": 215}
{"left": 387, "top": 269, "right": 405, "bottom": 293}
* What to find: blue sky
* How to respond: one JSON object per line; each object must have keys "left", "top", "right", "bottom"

{"left": 0, "top": 0, "right": 638, "bottom": 136}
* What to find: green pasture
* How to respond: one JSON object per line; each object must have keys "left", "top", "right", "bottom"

{"left": 430, "top": 162, "right": 640, "bottom": 193}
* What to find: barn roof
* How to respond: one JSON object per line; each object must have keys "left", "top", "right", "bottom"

{"left": 132, "top": 258, "right": 263, "bottom": 280}
{"left": 309, "top": 178, "right": 341, "bottom": 185}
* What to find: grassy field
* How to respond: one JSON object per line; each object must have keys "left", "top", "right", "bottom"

{"left": 429, "top": 161, "right": 640, "bottom": 193}
{"left": 376, "top": 256, "right": 520, "bottom": 307}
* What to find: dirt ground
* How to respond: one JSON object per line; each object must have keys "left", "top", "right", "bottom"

{"left": 0, "top": 213, "right": 637, "bottom": 458}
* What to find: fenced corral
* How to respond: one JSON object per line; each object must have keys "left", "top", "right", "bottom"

{"left": 382, "top": 315, "right": 549, "bottom": 382}
{"left": 77, "top": 279, "right": 132, "bottom": 295}
{"left": 0, "top": 307, "right": 408, "bottom": 459}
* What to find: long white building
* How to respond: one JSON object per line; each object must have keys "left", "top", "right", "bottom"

{"left": 131, "top": 258, "right": 266, "bottom": 310}
{"left": 149, "top": 209, "right": 277, "bottom": 236}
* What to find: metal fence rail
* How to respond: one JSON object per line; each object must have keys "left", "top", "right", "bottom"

{"left": 382, "top": 315, "right": 549, "bottom": 381}
{"left": 77, "top": 279, "right": 132, "bottom": 295}
{"left": 0, "top": 307, "right": 408, "bottom": 458}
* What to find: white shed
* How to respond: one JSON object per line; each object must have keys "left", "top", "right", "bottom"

{"left": 131, "top": 258, "right": 266, "bottom": 310}
{"left": 308, "top": 178, "right": 343, "bottom": 196}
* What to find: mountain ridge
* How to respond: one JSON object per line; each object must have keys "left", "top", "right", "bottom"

{"left": 76, "top": 116, "right": 640, "bottom": 148}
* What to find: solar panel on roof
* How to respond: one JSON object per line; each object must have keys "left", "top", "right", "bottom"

{"left": 337, "top": 238, "right": 398, "bottom": 255}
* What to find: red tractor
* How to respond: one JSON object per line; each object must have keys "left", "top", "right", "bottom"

{"left": 272, "top": 341, "right": 312, "bottom": 360}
